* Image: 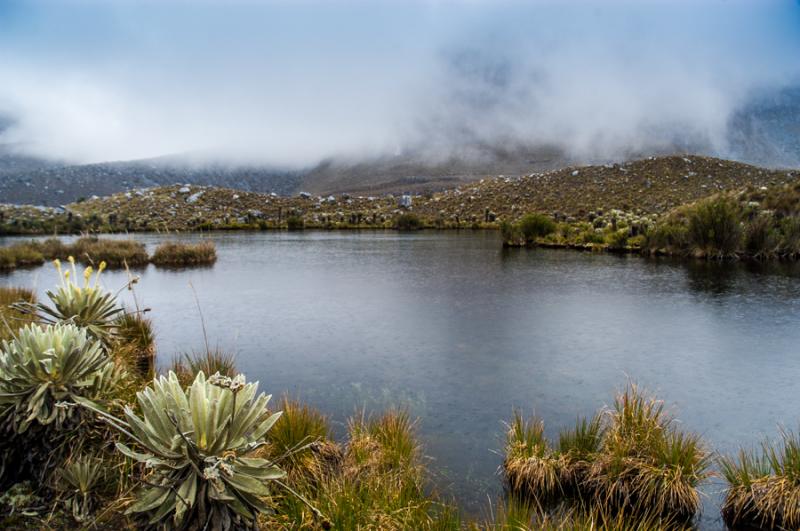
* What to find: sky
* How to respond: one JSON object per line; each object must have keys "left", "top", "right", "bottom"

{"left": 0, "top": 0, "right": 799, "bottom": 167}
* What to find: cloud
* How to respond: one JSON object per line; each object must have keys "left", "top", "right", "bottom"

{"left": 0, "top": 0, "right": 798, "bottom": 167}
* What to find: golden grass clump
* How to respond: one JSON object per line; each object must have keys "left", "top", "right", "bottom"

{"left": 503, "top": 385, "right": 710, "bottom": 525}
{"left": 720, "top": 428, "right": 800, "bottom": 530}
{"left": 584, "top": 385, "right": 710, "bottom": 521}
{"left": 503, "top": 412, "right": 564, "bottom": 504}
{"left": 150, "top": 240, "right": 217, "bottom": 267}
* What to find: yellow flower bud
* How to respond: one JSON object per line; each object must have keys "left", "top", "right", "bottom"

{"left": 99, "top": 261, "right": 107, "bottom": 272}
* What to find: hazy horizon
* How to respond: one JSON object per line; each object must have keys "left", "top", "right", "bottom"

{"left": 1, "top": 0, "right": 799, "bottom": 168}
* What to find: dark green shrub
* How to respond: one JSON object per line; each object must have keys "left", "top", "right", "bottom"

{"left": 287, "top": 215, "right": 305, "bottom": 231}
{"left": 500, "top": 220, "right": 524, "bottom": 246}
{"left": 395, "top": 213, "right": 422, "bottom": 231}
{"left": 518, "top": 213, "right": 556, "bottom": 243}
{"left": 687, "top": 197, "right": 742, "bottom": 258}
{"left": 643, "top": 220, "right": 689, "bottom": 254}
{"left": 743, "top": 213, "right": 778, "bottom": 259}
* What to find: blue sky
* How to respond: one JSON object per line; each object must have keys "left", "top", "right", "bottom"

{"left": 0, "top": 0, "right": 798, "bottom": 165}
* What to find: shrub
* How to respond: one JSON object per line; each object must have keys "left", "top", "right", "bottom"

{"left": 500, "top": 221, "right": 524, "bottom": 247}
{"left": 395, "top": 213, "right": 422, "bottom": 231}
{"left": 643, "top": 220, "right": 689, "bottom": 254}
{"left": 720, "top": 428, "right": 800, "bottom": 530}
{"left": 518, "top": 214, "right": 556, "bottom": 243}
{"left": 151, "top": 241, "right": 217, "bottom": 267}
{"left": 743, "top": 213, "right": 779, "bottom": 259}
{"left": 778, "top": 216, "right": 800, "bottom": 257}
{"left": 109, "top": 371, "right": 284, "bottom": 530}
{"left": 286, "top": 216, "right": 305, "bottom": 231}
{"left": 686, "top": 196, "right": 742, "bottom": 258}
{"left": 606, "top": 229, "right": 629, "bottom": 250}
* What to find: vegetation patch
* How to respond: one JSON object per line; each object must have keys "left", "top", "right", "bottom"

{"left": 151, "top": 240, "right": 217, "bottom": 267}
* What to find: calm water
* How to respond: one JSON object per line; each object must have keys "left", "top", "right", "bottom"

{"left": 3, "top": 230, "right": 800, "bottom": 528}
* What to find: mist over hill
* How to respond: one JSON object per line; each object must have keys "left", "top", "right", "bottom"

{"left": 1, "top": 85, "right": 798, "bottom": 206}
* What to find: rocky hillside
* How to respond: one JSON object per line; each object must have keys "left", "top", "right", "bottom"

{"left": 2, "top": 155, "right": 795, "bottom": 235}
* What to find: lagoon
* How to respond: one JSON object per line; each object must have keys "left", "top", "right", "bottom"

{"left": 2, "top": 230, "right": 800, "bottom": 527}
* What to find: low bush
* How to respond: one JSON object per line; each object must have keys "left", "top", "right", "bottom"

{"left": 518, "top": 213, "right": 556, "bottom": 243}
{"left": 686, "top": 197, "right": 742, "bottom": 258}
{"left": 286, "top": 216, "right": 305, "bottom": 231}
{"left": 151, "top": 240, "right": 217, "bottom": 267}
{"left": 395, "top": 213, "right": 422, "bottom": 231}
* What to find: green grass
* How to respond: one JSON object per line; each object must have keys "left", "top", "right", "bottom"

{"left": 150, "top": 240, "right": 217, "bottom": 267}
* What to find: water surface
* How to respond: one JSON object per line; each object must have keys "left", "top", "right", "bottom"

{"left": 3, "top": 231, "right": 800, "bottom": 528}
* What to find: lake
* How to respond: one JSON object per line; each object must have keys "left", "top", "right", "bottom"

{"left": 3, "top": 230, "right": 800, "bottom": 528}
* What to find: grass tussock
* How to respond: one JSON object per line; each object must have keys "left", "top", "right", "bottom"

{"left": 262, "top": 408, "right": 460, "bottom": 531}
{"left": 503, "top": 385, "right": 710, "bottom": 525}
{"left": 150, "top": 240, "right": 217, "bottom": 267}
{"left": 720, "top": 428, "right": 800, "bottom": 530}
{"left": 111, "top": 312, "right": 155, "bottom": 380}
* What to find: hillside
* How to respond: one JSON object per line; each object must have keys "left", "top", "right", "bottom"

{"left": 1, "top": 155, "right": 795, "bottom": 235}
